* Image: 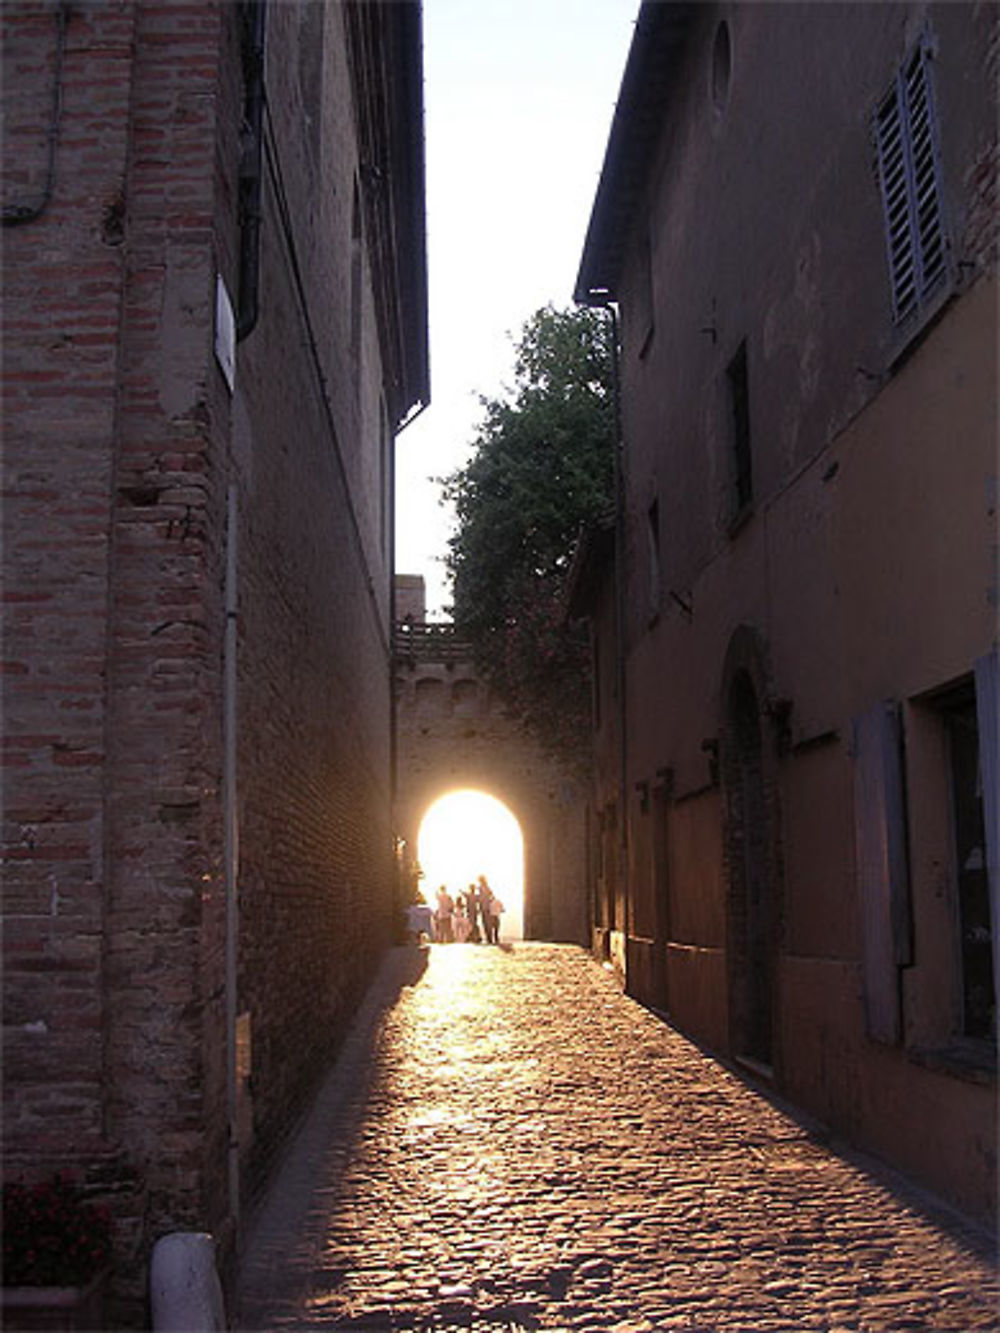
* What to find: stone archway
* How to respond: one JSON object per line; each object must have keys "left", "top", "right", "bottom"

{"left": 393, "top": 607, "right": 588, "bottom": 945}
{"left": 416, "top": 789, "right": 525, "bottom": 940}
{"left": 720, "top": 626, "right": 783, "bottom": 1070}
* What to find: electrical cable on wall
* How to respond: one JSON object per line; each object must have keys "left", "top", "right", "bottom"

{"left": 261, "top": 92, "right": 390, "bottom": 658}
{"left": 3, "top": 1, "right": 69, "bottom": 227}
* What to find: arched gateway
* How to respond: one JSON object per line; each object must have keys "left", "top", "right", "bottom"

{"left": 393, "top": 577, "right": 588, "bottom": 943}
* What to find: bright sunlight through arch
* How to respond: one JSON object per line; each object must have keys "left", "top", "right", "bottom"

{"left": 417, "top": 790, "right": 524, "bottom": 941}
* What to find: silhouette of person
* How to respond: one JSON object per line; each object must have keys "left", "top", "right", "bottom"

{"left": 467, "top": 882, "right": 482, "bottom": 942}
{"left": 489, "top": 894, "right": 504, "bottom": 944}
{"left": 478, "top": 874, "right": 501, "bottom": 944}
{"left": 434, "top": 885, "right": 454, "bottom": 943}
{"left": 454, "top": 893, "right": 470, "bottom": 943}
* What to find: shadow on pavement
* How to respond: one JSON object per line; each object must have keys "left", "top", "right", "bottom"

{"left": 237, "top": 945, "right": 430, "bottom": 1328}
{"left": 638, "top": 996, "right": 997, "bottom": 1262}
{"left": 386, "top": 942, "right": 430, "bottom": 994}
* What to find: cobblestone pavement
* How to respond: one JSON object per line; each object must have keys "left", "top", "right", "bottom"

{"left": 237, "top": 944, "right": 997, "bottom": 1332}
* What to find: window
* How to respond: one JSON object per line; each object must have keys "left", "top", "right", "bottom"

{"left": 632, "top": 229, "right": 654, "bottom": 358}
{"left": 727, "top": 342, "right": 752, "bottom": 518}
{"left": 904, "top": 663, "right": 997, "bottom": 1060}
{"left": 874, "top": 40, "right": 948, "bottom": 326}
{"left": 943, "top": 692, "right": 994, "bottom": 1040}
{"left": 711, "top": 20, "right": 732, "bottom": 116}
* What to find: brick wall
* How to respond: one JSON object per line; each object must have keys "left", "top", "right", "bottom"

{"left": 3, "top": 1, "right": 153, "bottom": 1306}
{"left": 3, "top": 0, "right": 420, "bottom": 1316}
{"left": 101, "top": 0, "right": 229, "bottom": 1260}
{"left": 230, "top": 0, "right": 397, "bottom": 1205}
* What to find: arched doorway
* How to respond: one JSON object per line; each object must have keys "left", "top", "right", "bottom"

{"left": 417, "top": 790, "right": 524, "bottom": 940}
{"left": 724, "top": 669, "right": 774, "bottom": 1067}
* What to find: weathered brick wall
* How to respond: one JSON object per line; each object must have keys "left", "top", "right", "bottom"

{"left": 2, "top": 0, "right": 155, "bottom": 1303}
{"left": 4, "top": 0, "right": 411, "bottom": 1315}
{"left": 100, "top": 0, "right": 230, "bottom": 1264}
{"left": 3, "top": 0, "right": 114, "bottom": 1127}
{"left": 4, "top": 0, "right": 234, "bottom": 1306}
{"left": 230, "top": 0, "right": 397, "bottom": 1204}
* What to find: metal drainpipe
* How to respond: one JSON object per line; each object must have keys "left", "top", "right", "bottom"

{"left": 604, "top": 304, "right": 631, "bottom": 956}
{"left": 226, "top": 0, "right": 265, "bottom": 1225}
{"left": 388, "top": 419, "right": 400, "bottom": 938}
{"left": 224, "top": 483, "right": 240, "bottom": 1231}
{"left": 2, "top": 0, "right": 69, "bottom": 229}
{"left": 575, "top": 296, "right": 629, "bottom": 961}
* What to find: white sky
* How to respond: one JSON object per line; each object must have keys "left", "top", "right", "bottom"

{"left": 394, "top": 0, "right": 639, "bottom": 620}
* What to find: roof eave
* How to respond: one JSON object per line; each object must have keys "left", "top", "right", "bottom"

{"left": 574, "top": 2, "right": 701, "bottom": 307}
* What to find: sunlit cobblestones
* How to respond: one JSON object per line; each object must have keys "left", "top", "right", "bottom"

{"left": 238, "top": 944, "right": 997, "bottom": 1331}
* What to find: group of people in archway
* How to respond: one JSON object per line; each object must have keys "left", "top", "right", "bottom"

{"left": 433, "top": 875, "right": 503, "bottom": 944}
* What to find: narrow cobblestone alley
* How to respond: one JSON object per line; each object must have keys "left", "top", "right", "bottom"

{"left": 237, "top": 945, "right": 997, "bottom": 1332}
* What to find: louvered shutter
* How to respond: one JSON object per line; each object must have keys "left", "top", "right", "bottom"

{"left": 874, "top": 42, "right": 947, "bottom": 325}
{"left": 852, "top": 701, "right": 912, "bottom": 1044}
{"left": 876, "top": 81, "right": 916, "bottom": 321}
{"left": 973, "top": 650, "right": 999, "bottom": 1013}
{"left": 905, "top": 47, "right": 947, "bottom": 297}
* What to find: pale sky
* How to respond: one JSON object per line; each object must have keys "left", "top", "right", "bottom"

{"left": 395, "top": 0, "right": 639, "bottom": 620}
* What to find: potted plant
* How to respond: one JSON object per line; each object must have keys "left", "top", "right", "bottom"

{"left": 1, "top": 1174, "right": 113, "bottom": 1331}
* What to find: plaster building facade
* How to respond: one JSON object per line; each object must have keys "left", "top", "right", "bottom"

{"left": 394, "top": 576, "right": 589, "bottom": 946}
{"left": 3, "top": 0, "right": 427, "bottom": 1316}
{"left": 573, "top": 1, "right": 997, "bottom": 1223}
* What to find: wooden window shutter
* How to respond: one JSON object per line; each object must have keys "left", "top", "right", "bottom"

{"left": 852, "top": 700, "right": 912, "bottom": 1044}
{"left": 874, "top": 41, "right": 948, "bottom": 325}
{"left": 974, "top": 650, "right": 999, "bottom": 1014}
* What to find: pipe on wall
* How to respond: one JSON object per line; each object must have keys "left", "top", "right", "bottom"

{"left": 604, "top": 304, "right": 630, "bottom": 941}
{"left": 574, "top": 293, "right": 629, "bottom": 952}
{"left": 223, "top": 483, "right": 240, "bottom": 1229}
{"left": 2, "top": 0, "right": 70, "bottom": 228}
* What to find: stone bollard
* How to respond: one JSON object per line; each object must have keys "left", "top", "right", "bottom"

{"left": 150, "top": 1232, "right": 226, "bottom": 1331}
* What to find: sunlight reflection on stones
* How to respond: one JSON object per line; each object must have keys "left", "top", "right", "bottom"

{"left": 240, "top": 947, "right": 998, "bottom": 1333}
{"left": 401, "top": 1105, "right": 474, "bottom": 1130}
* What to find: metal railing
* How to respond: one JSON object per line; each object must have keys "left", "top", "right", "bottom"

{"left": 393, "top": 621, "right": 473, "bottom": 666}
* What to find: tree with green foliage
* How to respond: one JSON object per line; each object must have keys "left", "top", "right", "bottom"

{"left": 442, "top": 304, "right": 615, "bottom": 764}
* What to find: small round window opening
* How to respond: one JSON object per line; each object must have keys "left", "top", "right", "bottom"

{"left": 711, "top": 20, "right": 732, "bottom": 115}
